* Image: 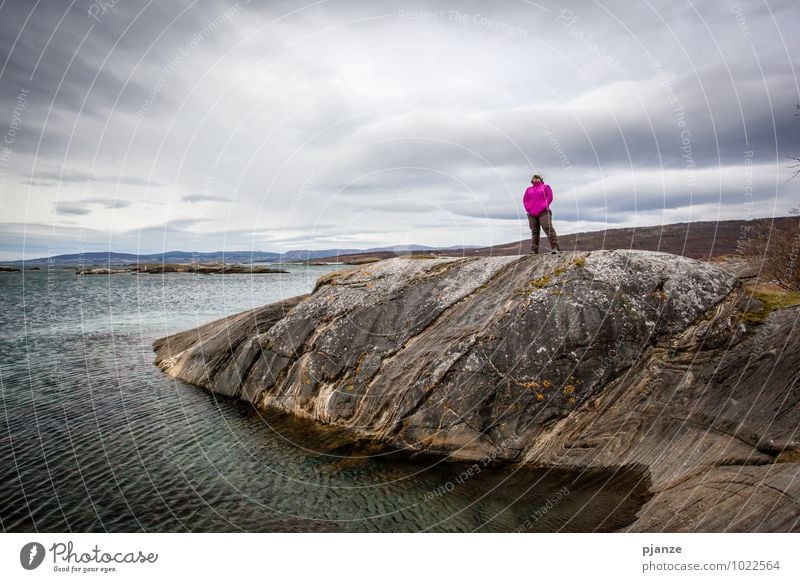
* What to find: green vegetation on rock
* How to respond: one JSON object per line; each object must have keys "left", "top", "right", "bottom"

{"left": 742, "top": 287, "right": 800, "bottom": 323}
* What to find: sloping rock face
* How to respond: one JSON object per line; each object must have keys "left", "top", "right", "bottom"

{"left": 154, "top": 250, "right": 800, "bottom": 531}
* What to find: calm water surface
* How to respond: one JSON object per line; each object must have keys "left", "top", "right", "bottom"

{"left": 0, "top": 266, "right": 648, "bottom": 532}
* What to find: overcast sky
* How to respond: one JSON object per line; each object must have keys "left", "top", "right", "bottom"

{"left": 0, "top": 0, "right": 798, "bottom": 259}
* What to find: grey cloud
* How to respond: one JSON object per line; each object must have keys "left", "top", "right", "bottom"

{"left": 19, "top": 179, "right": 56, "bottom": 187}
{"left": 83, "top": 197, "right": 133, "bottom": 209}
{"left": 144, "top": 217, "right": 212, "bottom": 230}
{"left": 339, "top": 76, "right": 799, "bottom": 179}
{"left": 52, "top": 197, "right": 132, "bottom": 215}
{"left": 53, "top": 202, "right": 92, "bottom": 215}
{"left": 181, "top": 193, "right": 236, "bottom": 203}
{"left": 340, "top": 200, "right": 456, "bottom": 214}
{"left": 33, "top": 170, "right": 162, "bottom": 187}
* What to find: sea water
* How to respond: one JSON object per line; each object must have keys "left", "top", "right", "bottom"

{"left": 0, "top": 266, "right": 648, "bottom": 532}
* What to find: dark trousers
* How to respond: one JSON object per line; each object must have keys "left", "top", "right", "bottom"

{"left": 527, "top": 209, "right": 559, "bottom": 253}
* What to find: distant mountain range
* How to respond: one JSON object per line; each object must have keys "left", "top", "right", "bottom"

{"left": 3, "top": 217, "right": 795, "bottom": 267}
{"left": 4, "top": 244, "right": 482, "bottom": 266}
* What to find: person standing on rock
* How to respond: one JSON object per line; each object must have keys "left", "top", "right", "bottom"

{"left": 523, "top": 174, "right": 561, "bottom": 254}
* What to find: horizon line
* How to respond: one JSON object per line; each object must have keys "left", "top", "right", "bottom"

{"left": 3, "top": 215, "right": 796, "bottom": 263}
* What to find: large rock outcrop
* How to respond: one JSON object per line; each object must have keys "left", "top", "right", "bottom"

{"left": 153, "top": 250, "right": 800, "bottom": 531}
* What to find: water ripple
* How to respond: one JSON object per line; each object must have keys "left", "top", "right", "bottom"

{"left": 0, "top": 269, "right": 649, "bottom": 532}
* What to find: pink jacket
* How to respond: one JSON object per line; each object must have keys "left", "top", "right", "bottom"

{"left": 523, "top": 183, "right": 553, "bottom": 216}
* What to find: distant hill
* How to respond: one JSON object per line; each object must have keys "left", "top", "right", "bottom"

{"left": 7, "top": 250, "right": 282, "bottom": 267}
{"left": 472, "top": 216, "right": 797, "bottom": 259}
{"left": 306, "top": 217, "right": 798, "bottom": 263}
{"left": 4, "top": 217, "right": 794, "bottom": 267}
{"left": 7, "top": 245, "right": 442, "bottom": 267}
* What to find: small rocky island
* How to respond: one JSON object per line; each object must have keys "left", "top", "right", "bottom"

{"left": 77, "top": 263, "right": 288, "bottom": 275}
{"left": 153, "top": 250, "right": 800, "bottom": 532}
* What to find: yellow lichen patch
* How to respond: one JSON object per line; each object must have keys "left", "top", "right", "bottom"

{"left": 742, "top": 285, "right": 800, "bottom": 324}
{"left": 535, "top": 393, "right": 544, "bottom": 401}
{"left": 572, "top": 256, "right": 586, "bottom": 268}
{"left": 354, "top": 353, "right": 366, "bottom": 374}
{"left": 529, "top": 275, "right": 551, "bottom": 288}
{"left": 346, "top": 384, "right": 354, "bottom": 391}
{"left": 568, "top": 397, "right": 576, "bottom": 404}
{"left": 542, "top": 379, "right": 552, "bottom": 388}
{"left": 563, "top": 385, "right": 575, "bottom": 394}
{"left": 520, "top": 381, "right": 540, "bottom": 389}
{"left": 554, "top": 266, "right": 567, "bottom": 276}
{"left": 550, "top": 289, "right": 562, "bottom": 296}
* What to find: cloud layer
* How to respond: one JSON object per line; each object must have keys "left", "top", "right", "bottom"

{"left": 0, "top": 0, "right": 798, "bottom": 259}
